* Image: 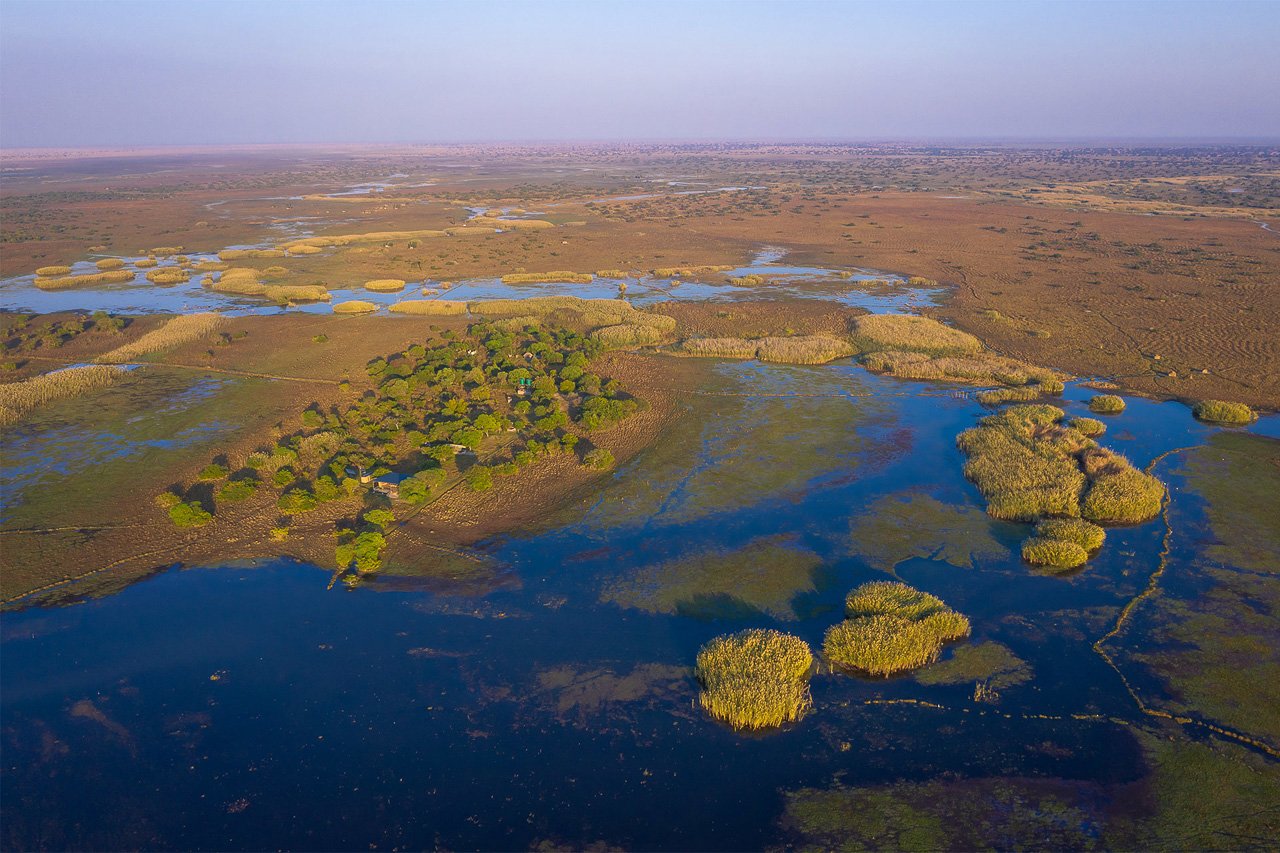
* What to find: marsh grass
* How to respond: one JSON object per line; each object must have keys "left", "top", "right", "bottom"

{"left": 287, "top": 244, "right": 325, "bottom": 255}
{"left": 388, "top": 300, "right": 468, "bottom": 315}
{"left": 264, "top": 284, "right": 330, "bottom": 302}
{"left": 0, "top": 365, "right": 126, "bottom": 425}
{"left": 977, "top": 386, "right": 1042, "bottom": 406}
{"left": 1069, "top": 417, "right": 1106, "bottom": 437}
{"left": 209, "top": 268, "right": 266, "bottom": 295}
{"left": 654, "top": 264, "right": 734, "bottom": 277}
{"left": 282, "top": 230, "right": 446, "bottom": 252}
{"left": 134, "top": 258, "right": 159, "bottom": 269}
{"left": 1021, "top": 537, "right": 1088, "bottom": 570}
{"left": 500, "top": 271, "right": 593, "bottom": 284}
{"left": 678, "top": 335, "right": 854, "bottom": 364}
{"left": 1192, "top": 400, "right": 1256, "bottom": 425}
{"left": 823, "top": 581, "right": 971, "bottom": 677}
{"left": 35, "top": 270, "right": 135, "bottom": 290}
{"left": 695, "top": 629, "right": 814, "bottom": 730}
{"left": 862, "top": 350, "right": 1057, "bottom": 386}
{"left": 592, "top": 323, "right": 664, "bottom": 348}
{"left": 35, "top": 266, "right": 71, "bottom": 277}
{"left": 1035, "top": 517, "right": 1106, "bottom": 552}
{"left": 333, "top": 300, "right": 379, "bottom": 314}
{"left": 98, "top": 313, "right": 226, "bottom": 363}
{"left": 469, "top": 296, "right": 630, "bottom": 316}
{"left": 145, "top": 268, "right": 191, "bottom": 284}
{"left": 1089, "top": 394, "right": 1126, "bottom": 414}
{"left": 595, "top": 268, "right": 633, "bottom": 278}
{"left": 193, "top": 260, "right": 230, "bottom": 272}
{"left": 1080, "top": 463, "right": 1165, "bottom": 523}
{"left": 679, "top": 337, "right": 762, "bottom": 359}
{"left": 218, "top": 249, "right": 287, "bottom": 260}
{"left": 95, "top": 258, "right": 126, "bottom": 271}
{"left": 364, "top": 279, "right": 406, "bottom": 292}
{"left": 852, "top": 314, "right": 982, "bottom": 355}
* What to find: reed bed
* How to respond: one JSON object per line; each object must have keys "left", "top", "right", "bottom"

{"left": 34, "top": 270, "right": 135, "bottom": 291}
{"left": 1021, "top": 538, "right": 1088, "bottom": 570}
{"left": 218, "top": 249, "right": 287, "bottom": 261}
{"left": 1192, "top": 399, "right": 1256, "bottom": 425}
{"left": 332, "top": 300, "right": 379, "bottom": 314}
{"left": 287, "top": 244, "right": 324, "bottom": 255}
{"left": 1069, "top": 417, "right": 1106, "bottom": 437}
{"left": 591, "top": 323, "right": 664, "bottom": 348}
{"left": 1079, "top": 459, "right": 1165, "bottom": 523}
{"left": 145, "top": 268, "right": 191, "bottom": 284}
{"left": 757, "top": 335, "right": 855, "bottom": 364}
{"left": 193, "top": 260, "right": 230, "bottom": 272}
{"left": 98, "top": 313, "right": 226, "bottom": 363}
{"left": 977, "top": 386, "right": 1043, "bottom": 406}
{"left": 695, "top": 629, "right": 814, "bottom": 730}
{"left": 1035, "top": 517, "right": 1106, "bottom": 552}
{"left": 861, "top": 350, "right": 1057, "bottom": 386}
{"left": 653, "top": 264, "right": 734, "bottom": 277}
{"left": 494, "top": 315, "right": 541, "bottom": 331}
{"left": 388, "top": 300, "right": 468, "bottom": 316}
{"left": 96, "top": 258, "right": 126, "bottom": 271}
{"left": 1089, "top": 394, "right": 1126, "bottom": 414}
{"left": 281, "top": 229, "right": 447, "bottom": 252}
{"left": 595, "top": 269, "right": 633, "bottom": 278}
{"left": 679, "top": 337, "right": 763, "bottom": 359}
{"left": 499, "top": 271, "right": 594, "bottom": 285}
{"left": 35, "top": 265, "right": 71, "bottom": 277}
{"left": 852, "top": 314, "right": 982, "bottom": 355}
{"left": 823, "top": 582, "right": 970, "bottom": 677}
{"left": 364, "top": 279, "right": 406, "bottom": 292}
{"left": 445, "top": 227, "right": 495, "bottom": 237}
{"left": 468, "top": 296, "right": 630, "bottom": 316}
{"left": 0, "top": 365, "right": 127, "bottom": 425}
{"left": 134, "top": 258, "right": 159, "bottom": 269}
{"left": 468, "top": 217, "right": 553, "bottom": 230}
{"left": 150, "top": 246, "right": 183, "bottom": 256}
{"left": 209, "top": 268, "right": 266, "bottom": 295}
{"left": 264, "top": 285, "right": 329, "bottom": 302}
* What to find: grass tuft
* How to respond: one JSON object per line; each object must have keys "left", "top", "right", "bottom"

{"left": 35, "top": 270, "right": 134, "bottom": 290}
{"left": 1089, "top": 394, "right": 1125, "bottom": 414}
{"left": 695, "top": 628, "right": 814, "bottom": 730}
{"left": 824, "top": 581, "right": 970, "bottom": 677}
{"left": 35, "top": 266, "right": 72, "bottom": 276}
{"left": 1021, "top": 537, "right": 1088, "bottom": 570}
{"left": 1034, "top": 517, "right": 1106, "bottom": 552}
{"left": 1192, "top": 399, "right": 1255, "bottom": 425}
{"left": 500, "top": 271, "right": 593, "bottom": 284}
{"left": 364, "top": 279, "right": 406, "bottom": 292}
{"left": 1069, "top": 416, "right": 1106, "bottom": 437}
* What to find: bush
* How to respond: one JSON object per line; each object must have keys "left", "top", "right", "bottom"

{"left": 363, "top": 508, "right": 395, "bottom": 530}
{"left": 169, "top": 501, "right": 212, "bottom": 528}
{"left": 1192, "top": 400, "right": 1255, "bottom": 425}
{"left": 695, "top": 629, "right": 814, "bottom": 730}
{"left": 273, "top": 468, "right": 295, "bottom": 487}
{"left": 465, "top": 467, "right": 492, "bottom": 492}
{"left": 583, "top": 447, "right": 614, "bottom": 469}
{"left": 335, "top": 531, "right": 385, "bottom": 574}
{"left": 1089, "top": 394, "right": 1125, "bottom": 414}
{"left": 277, "top": 490, "right": 318, "bottom": 514}
{"left": 217, "top": 479, "right": 258, "bottom": 502}
{"left": 1021, "top": 537, "right": 1088, "bottom": 570}
{"left": 198, "top": 463, "right": 229, "bottom": 481}
{"left": 823, "top": 582, "right": 971, "bottom": 677}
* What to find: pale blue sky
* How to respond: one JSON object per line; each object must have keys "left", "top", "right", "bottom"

{"left": 2, "top": 0, "right": 1277, "bottom": 147}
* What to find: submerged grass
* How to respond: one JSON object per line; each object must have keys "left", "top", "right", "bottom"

{"left": 695, "top": 628, "right": 814, "bottom": 730}
{"left": 823, "top": 581, "right": 970, "bottom": 677}
{"left": 98, "top": 314, "right": 226, "bottom": 363}
{"left": 0, "top": 365, "right": 127, "bottom": 425}
{"left": 1192, "top": 399, "right": 1256, "bottom": 425}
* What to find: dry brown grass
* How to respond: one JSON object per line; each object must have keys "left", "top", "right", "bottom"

{"left": 98, "top": 313, "right": 226, "bottom": 363}
{"left": 0, "top": 365, "right": 127, "bottom": 425}
{"left": 218, "top": 249, "right": 287, "bottom": 260}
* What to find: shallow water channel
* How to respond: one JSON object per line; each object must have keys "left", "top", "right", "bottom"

{"left": 4, "top": 356, "right": 1277, "bottom": 850}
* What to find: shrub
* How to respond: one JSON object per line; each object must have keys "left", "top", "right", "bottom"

{"left": 364, "top": 279, "right": 406, "bottom": 292}
{"left": 399, "top": 468, "right": 445, "bottom": 504}
{"left": 389, "top": 299, "right": 468, "bottom": 315}
{"left": 169, "top": 501, "right": 212, "bottom": 528}
{"left": 823, "top": 581, "right": 971, "bottom": 677}
{"left": 1192, "top": 400, "right": 1255, "bottom": 425}
{"left": 465, "top": 467, "right": 492, "bottom": 492}
{"left": 277, "top": 490, "right": 318, "bottom": 514}
{"left": 1069, "top": 417, "right": 1106, "bottom": 437}
{"left": 270, "top": 526, "right": 289, "bottom": 541}
{"left": 335, "top": 531, "right": 385, "bottom": 574}
{"left": 1035, "top": 517, "right": 1106, "bottom": 552}
{"left": 851, "top": 314, "right": 982, "bottom": 355}
{"left": 155, "top": 492, "right": 182, "bottom": 508}
{"left": 198, "top": 464, "right": 229, "bottom": 481}
{"left": 217, "top": 478, "right": 258, "bottom": 501}
{"left": 695, "top": 629, "right": 814, "bottom": 730}
{"left": 363, "top": 508, "right": 395, "bottom": 530}
{"left": 333, "top": 300, "right": 379, "bottom": 313}
{"left": 583, "top": 447, "right": 614, "bottom": 469}
{"left": 273, "top": 468, "right": 295, "bottom": 487}
{"left": 1021, "top": 537, "right": 1088, "bottom": 570}
{"left": 1089, "top": 394, "right": 1125, "bottom": 414}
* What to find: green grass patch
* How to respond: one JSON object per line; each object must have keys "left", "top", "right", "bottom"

{"left": 1069, "top": 416, "right": 1106, "bottom": 436}
{"left": 695, "top": 628, "right": 814, "bottom": 730}
{"left": 1191, "top": 399, "right": 1255, "bottom": 425}
{"left": 1089, "top": 394, "right": 1125, "bottom": 414}
{"left": 1021, "top": 537, "right": 1088, "bottom": 570}
{"left": 1035, "top": 517, "right": 1105, "bottom": 552}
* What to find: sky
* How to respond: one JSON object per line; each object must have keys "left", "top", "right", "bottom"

{"left": 2, "top": 0, "right": 1278, "bottom": 147}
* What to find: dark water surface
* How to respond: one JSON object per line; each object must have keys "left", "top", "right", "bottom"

{"left": 3, "top": 361, "right": 1277, "bottom": 850}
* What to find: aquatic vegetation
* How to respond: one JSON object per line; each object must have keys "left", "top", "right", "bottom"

{"left": 168, "top": 500, "right": 212, "bottom": 527}
{"left": 217, "top": 248, "right": 287, "bottom": 260}
{"left": 591, "top": 323, "right": 665, "bottom": 347}
{"left": 468, "top": 296, "right": 630, "bottom": 316}
{"left": 653, "top": 264, "right": 734, "bottom": 277}
{"left": 364, "top": 279, "right": 406, "bottom": 292}
{"left": 210, "top": 267, "right": 267, "bottom": 294}
{"left": 192, "top": 260, "right": 230, "bottom": 272}
{"left": 976, "top": 385, "right": 1042, "bottom": 406}
{"left": 95, "top": 258, "right": 126, "bottom": 270}
{"left": 281, "top": 229, "right": 446, "bottom": 252}
{"left": 0, "top": 365, "right": 126, "bottom": 425}
{"left": 1079, "top": 461, "right": 1165, "bottom": 523}
{"left": 1089, "top": 394, "right": 1125, "bottom": 414}
{"left": 98, "top": 313, "right": 226, "bottom": 363}
{"left": 1035, "top": 517, "right": 1105, "bottom": 552}
{"left": 1191, "top": 399, "right": 1255, "bottom": 425}
{"left": 145, "top": 267, "right": 191, "bottom": 284}
{"left": 678, "top": 335, "right": 854, "bottom": 364}
{"left": 600, "top": 536, "right": 822, "bottom": 621}
{"left": 595, "top": 268, "right": 633, "bottom": 278}
{"left": 35, "top": 265, "right": 71, "bottom": 276}
{"left": 913, "top": 641, "right": 1032, "bottom": 690}
{"left": 694, "top": 628, "right": 814, "bottom": 730}
{"left": 824, "top": 581, "right": 970, "bottom": 676}
{"left": 264, "top": 284, "right": 329, "bottom": 302}
{"left": 332, "top": 300, "right": 380, "bottom": 313}
{"left": 852, "top": 314, "right": 982, "bottom": 355}
{"left": 1070, "top": 416, "right": 1106, "bottom": 436}
{"left": 286, "top": 244, "right": 324, "bottom": 255}
{"left": 34, "top": 270, "right": 135, "bottom": 290}
{"left": 848, "top": 492, "right": 1009, "bottom": 571}
{"left": 1021, "top": 537, "right": 1088, "bottom": 570}
{"left": 388, "top": 300, "right": 467, "bottom": 315}
{"left": 134, "top": 258, "right": 159, "bottom": 269}
{"left": 500, "top": 271, "right": 593, "bottom": 284}
{"left": 863, "top": 350, "right": 1057, "bottom": 385}
{"left": 1178, "top": 433, "right": 1280, "bottom": 573}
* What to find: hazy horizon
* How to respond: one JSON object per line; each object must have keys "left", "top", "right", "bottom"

{"left": 3, "top": 0, "right": 1278, "bottom": 149}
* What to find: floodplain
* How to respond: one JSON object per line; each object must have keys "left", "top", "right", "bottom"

{"left": 2, "top": 143, "right": 1279, "bottom": 851}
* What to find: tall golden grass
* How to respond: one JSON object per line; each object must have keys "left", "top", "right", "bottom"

{"left": 281, "top": 229, "right": 447, "bottom": 252}
{"left": 824, "top": 582, "right": 971, "bottom": 677}
{"left": 332, "top": 300, "right": 379, "bottom": 313}
{"left": 98, "top": 313, "right": 226, "bottom": 363}
{"left": 862, "top": 351, "right": 1057, "bottom": 385}
{"left": 468, "top": 296, "right": 630, "bottom": 316}
{"left": 287, "top": 244, "right": 325, "bottom": 255}
{"left": 218, "top": 249, "right": 287, "bottom": 260}
{"left": 145, "top": 268, "right": 191, "bottom": 284}
{"left": 653, "top": 264, "right": 734, "bottom": 277}
{"left": 35, "top": 266, "right": 72, "bottom": 277}
{"left": 695, "top": 629, "right": 814, "bottom": 730}
{"left": 209, "top": 268, "right": 266, "bottom": 295}
{"left": 150, "top": 246, "right": 184, "bottom": 256}
{"left": 467, "top": 217, "right": 554, "bottom": 230}
{"left": 34, "top": 270, "right": 135, "bottom": 291}
{"left": 193, "top": 260, "right": 230, "bottom": 272}
{"left": 595, "top": 269, "right": 633, "bottom": 278}
{"left": 1192, "top": 399, "right": 1255, "bottom": 424}
{"left": 0, "top": 365, "right": 127, "bottom": 425}
{"left": 134, "top": 258, "right": 159, "bottom": 269}
{"left": 364, "top": 279, "right": 406, "bottom": 292}
{"left": 852, "top": 314, "right": 982, "bottom": 355}
{"left": 264, "top": 285, "right": 329, "bottom": 302}
{"left": 96, "top": 258, "right": 126, "bottom": 271}
{"left": 591, "top": 323, "right": 664, "bottom": 348}
{"left": 499, "top": 271, "right": 593, "bottom": 284}
{"left": 388, "top": 300, "right": 468, "bottom": 315}
{"left": 678, "top": 335, "right": 853, "bottom": 364}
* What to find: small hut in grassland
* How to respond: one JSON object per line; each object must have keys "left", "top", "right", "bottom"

{"left": 372, "top": 473, "right": 405, "bottom": 499}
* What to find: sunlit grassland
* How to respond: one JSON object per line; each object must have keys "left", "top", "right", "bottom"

{"left": 1191, "top": 399, "right": 1256, "bottom": 425}
{"left": 332, "top": 300, "right": 380, "bottom": 313}
{"left": 678, "top": 335, "right": 854, "bottom": 364}
{"left": 852, "top": 314, "right": 982, "bottom": 355}
{"left": 500, "top": 271, "right": 594, "bottom": 284}
{"left": 823, "top": 581, "right": 971, "bottom": 677}
{"left": 1035, "top": 517, "right": 1106, "bottom": 552}
{"left": 592, "top": 323, "right": 665, "bottom": 347}
{"left": 364, "top": 279, "right": 406, "bottom": 292}
{"left": 0, "top": 365, "right": 127, "bottom": 425}
{"left": 218, "top": 249, "right": 287, "bottom": 260}
{"left": 34, "top": 270, "right": 135, "bottom": 290}
{"left": 98, "top": 313, "right": 226, "bottom": 363}
{"left": 862, "top": 350, "right": 1059, "bottom": 385}
{"left": 695, "top": 628, "right": 814, "bottom": 730}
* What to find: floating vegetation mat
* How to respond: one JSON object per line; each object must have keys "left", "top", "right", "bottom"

{"left": 848, "top": 492, "right": 1009, "bottom": 571}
